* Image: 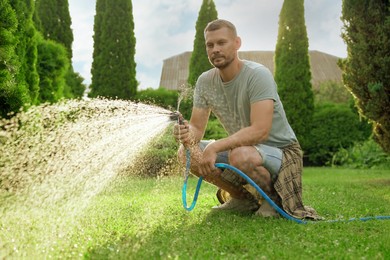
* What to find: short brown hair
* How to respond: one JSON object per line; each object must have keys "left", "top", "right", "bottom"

{"left": 204, "top": 19, "right": 237, "bottom": 37}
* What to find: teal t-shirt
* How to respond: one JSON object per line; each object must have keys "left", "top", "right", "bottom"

{"left": 193, "top": 60, "right": 297, "bottom": 148}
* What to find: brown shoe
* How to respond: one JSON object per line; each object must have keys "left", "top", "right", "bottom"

{"left": 255, "top": 200, "right": 280, "bottom": 218}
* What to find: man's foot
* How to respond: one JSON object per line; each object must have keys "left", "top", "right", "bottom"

{"left": 212, "top": 198, "right": 259, "bottom": 213}
{"left": 255, "top": 200, "right": 280, "bottom": 218}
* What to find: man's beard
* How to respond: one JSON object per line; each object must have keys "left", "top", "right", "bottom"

{"left": 210, "top": 55, "right": 235, "bottom": 69}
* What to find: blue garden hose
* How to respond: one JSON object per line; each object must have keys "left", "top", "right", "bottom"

{"left": 182, "top": 154, "right": 390, "bottom": 223}
{"left": 182, "top": 176, "right": 203, "bottom": 211}
{"left": 182, "top": 149, "right": 203, "bottom": 211}
{"left": 215, "top": 163, "right": 308, "bottom": 224}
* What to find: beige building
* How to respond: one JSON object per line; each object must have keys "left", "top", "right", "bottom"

{"left": 159, "top": 50, "right": 343, "bottom": 90}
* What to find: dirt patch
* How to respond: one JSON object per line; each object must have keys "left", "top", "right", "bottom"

{"left": 365, "top": 178, "right": 390, "bottom": 187}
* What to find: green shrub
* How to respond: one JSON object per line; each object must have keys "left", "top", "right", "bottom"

{"left": 306, "top": 102, "right": 371, "bottom": 166}
{"left": 37, "top": 37, "right": 69, "bottom": 103}
{"left": 177, "top": 98, "right": 193, "bottom": 120}
{"left": 332, "top": 138, "right": 390, "bottom": 169}
{"left": 314, "top": 81, "right": 353, "bottom": 104}
{"left": 204, "top": 117, "right": 227, "bottom": 140}
{"left": 134, "top": 87, "right": 194, "bottom": 121}
{"left": 134, "top": 88, "right": 178, "bottom": 111}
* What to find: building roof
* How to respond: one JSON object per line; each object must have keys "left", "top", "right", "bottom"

{"left": 159, "top": 50, "right": 343, "bottom": 90}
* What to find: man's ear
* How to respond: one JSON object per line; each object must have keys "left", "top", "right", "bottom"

{"left": 235, "top": 36, "right": 242, "bottom": 50}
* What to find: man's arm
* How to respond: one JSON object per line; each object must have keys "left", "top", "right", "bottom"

{"left": 187, "top": 107, "right": 211, "bottom": 145}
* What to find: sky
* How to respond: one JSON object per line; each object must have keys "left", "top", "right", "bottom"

{"left": 68, "top": 0, "right": 347, "bottom": 90}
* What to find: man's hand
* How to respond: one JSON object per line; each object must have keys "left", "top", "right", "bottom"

{"left": 199, "top": 142, "right": 219, "bottom": 177}
{"left": 173, "top": 117, "right": 191, "bottom": 146}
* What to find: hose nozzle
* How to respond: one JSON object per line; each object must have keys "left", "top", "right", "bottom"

{"left": 169, "top": 111, "right": 184, "bottom": 125}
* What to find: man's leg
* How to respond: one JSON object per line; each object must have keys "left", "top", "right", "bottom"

{"left": 177, "top": 144, "right": 255, "bottom": 201}
{"left": 229, "top": 145, "right": 282, "bottom": 217}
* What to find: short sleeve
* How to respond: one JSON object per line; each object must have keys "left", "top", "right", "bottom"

{"left": 248, "top": 66, "right": 278, "bottom": 104}
{"left": 193, "top": 73, "right": 209, "bottom": 109}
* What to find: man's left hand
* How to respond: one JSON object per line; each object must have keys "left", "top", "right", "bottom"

{"left": 199, "top": 142, "right": 219, "bottom": 177}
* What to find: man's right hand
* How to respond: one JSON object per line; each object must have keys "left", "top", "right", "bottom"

{"left": 173, "top": 117, "right": 191, "bottom": 145}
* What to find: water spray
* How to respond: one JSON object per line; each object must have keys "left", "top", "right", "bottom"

{"left": 0, "top": 98, "right": 173, "bottom": 257}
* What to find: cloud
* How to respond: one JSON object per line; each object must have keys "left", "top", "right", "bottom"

{"left": 68, "top": 0, "right": 347, "bottom": 88}
{"left": 133, "top": 0, "right": 199, "bottom": 68}
{"left": 216, "top": 0, "right": 283, "bottom": 51}
{"left": 132, "top": 0, "right": 201, "bottom": 88}
{"left": 69, "top": 0, "right": 95, "bottom": 84}
{"left": 304, "top": 0, "right": 347, "bottom": 57}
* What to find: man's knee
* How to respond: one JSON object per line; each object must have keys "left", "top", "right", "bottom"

{"left": 229, "top": 146, "right": 271, "bottom": 184}
{"left": 229, "top": 146, "right": 261, "bottom": 168}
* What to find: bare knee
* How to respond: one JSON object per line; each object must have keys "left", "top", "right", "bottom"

{"left": 229, "top": 146, "right": 271, "bottom": 186}
{"left": 229, "top": 146, "right": 262, "bottom": 169}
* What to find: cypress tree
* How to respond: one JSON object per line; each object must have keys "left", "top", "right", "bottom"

{"left": 89, "top": 0, "right": 137, "bottom": 99}
{"left": 89, "top": 0, "right": 105, "bottom": 97}
{"left": 187, "top": 0, "right": 218, "bottom": 87}
{"left": 34, "top": 0, "right": 85, "bottom": 98}
{"left": 34, "top": 0, "right": 73, "bottom": 58}
{"left": 10, "top": 0, "right": 40, "bottom": 105}
{"left": 274, "top": 0, "right": 314, "bottom": 151}
{"left": 340, "top": 0, "right": 390, "bottom": 153}
{"left": 0, "top": 0, "right": 31, "bottom": 117}
{"left": 0, "top": 0, "right": 19, "bottom": 116}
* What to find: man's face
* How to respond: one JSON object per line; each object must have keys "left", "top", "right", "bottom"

{"left": 205, "top": 27, "right": 239, "bottom": 69}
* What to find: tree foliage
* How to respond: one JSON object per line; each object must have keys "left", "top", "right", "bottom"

{"left": 89, "top": 0, "right": 137, "bottom": 99}
{"left": 306, "top": 103, "right": 371, "bottom": 165}
{"left": 34, "top": 0, "right": 73, "bottom": 58}
{"left": 274, "top": 0, "right": 314, "bottom": 151}
{"left": 36, "top": 36, "right": 69, "bottom": 103}
{"left": 135, "top": 88, "right": 178, "bottom": 111}
{"left": 65, "top": 69, "right": 85, "bottom": 98}
{"left": 0, "top": 0, "right": 38, "bottom": 118}
{"left": 0, "top": 0, "right": 21, "bottom": 117}
{"left": 314, "top": 81, "right": 352, "bottom": 105}
{"left": 187, "top": 0, "right": 218, "bottom": 87}
{"left": 340, "top": 0, "right": 390, "bottom": 153}
{"left": 1, "top": 0, "right": 85, "bottom": 117}
{"left": 34, "top": 0, "right": 85, "bottom": 98}
{"left": 10, "top": 0, "right": 40, "bottom": 105}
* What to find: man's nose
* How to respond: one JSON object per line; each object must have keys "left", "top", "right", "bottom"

{"left": 212, "top": 46, "right": 220, "bottom": 54}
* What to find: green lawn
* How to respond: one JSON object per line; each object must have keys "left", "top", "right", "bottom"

{"left": 1, "top": 167, "right": 390, "bottom": 259}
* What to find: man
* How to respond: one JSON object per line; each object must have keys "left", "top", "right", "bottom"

{"left": 173, "top": 19, "right": 319, "bottom": 219}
